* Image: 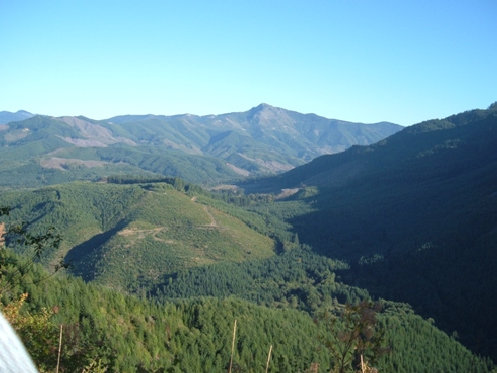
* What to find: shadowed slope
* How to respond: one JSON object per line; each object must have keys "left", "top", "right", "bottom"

{"left": 241, "top": 104, "right": 497, "bottom": 359}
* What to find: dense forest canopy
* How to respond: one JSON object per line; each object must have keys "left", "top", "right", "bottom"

{"left": 1, "top": 104, "right": 497, "bottom": 371}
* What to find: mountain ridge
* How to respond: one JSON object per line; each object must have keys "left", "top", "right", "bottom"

{"left": 2, "top": 103, "right": 497, "bottom": 366}
{"left": 241, "top": 104, "right": 497, "bottom": 191}
{"left": 0, "top": 104, "right": 402, "bottom": 187}
{"left": 0, "top": 109, "right": 34, "bottom": 124}
{"left": 240, "top": 104, "right": 497, "bottom": 359}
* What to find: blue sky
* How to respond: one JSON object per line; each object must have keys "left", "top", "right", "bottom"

{"left": 1, "top": 1, "right": 496, "bottom": 125}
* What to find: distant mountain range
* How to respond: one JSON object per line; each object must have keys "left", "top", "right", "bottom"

{"left": 242, "top": 103, "right": 497, "bottom": 198}
{"left": 2, "top": 102, "right": 497, "bottom": 365}
{"left": 106, "top": 103, "right": 400, "bottom": 170}
{"left": 242, "top": 102, "right": 497, "bottom": 359}
{"left": 0, "top": 104, "right": 401, "bottom": 187}
{"left": 0, "top": 109, "right": 34, "bottom": 124}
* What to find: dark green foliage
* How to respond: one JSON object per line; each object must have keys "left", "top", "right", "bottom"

{"left": 242, "top": 105, "right": 497, "bottom": 361}
{"left": 0, "top": 207, "right": 64, "bottom": 298}
{"left": 95, "top": 144, "right": 241, "bottom": 185}
{"left": 1, "top": 202, "right": 494, "bottom": 372}
{"left": 1, "top": 250, "right": 329, "bottom": 372}
{"left": 320, "top": 302, "right": 387, "bottom": 373}
{"left": 376, "top": 302, "right": 496, "bottom": 373}
{"left": 152, "top": 246, "right": 365, "bottom": 314}
{"left": 106, "top": 174, "right": 204, "bottom": 194}
{"left": 1, "top": 247, "right": 494, "bottom": 372}
{"left": 346, "top": 235, "right": 497, "bottom": 361}
{"left": 2, "top": 104, "right": 497, "bottom": 369}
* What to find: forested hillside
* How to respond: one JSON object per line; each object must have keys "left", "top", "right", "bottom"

{"left": 1, "top": 104, "right": 496, "bottom": 371}
{"left": 108, "top": 103, "right": 400, "bottom": 171}
{"left": 0, "top": 247, "right": 493, "bottom": 372}
{"left": 0, "top": 180, "right": 274, "bottom": 292}
{"left": 241, "top": 103, "right": 497, "bottom": 360}
{"left": 0, "top": 105, "right": 401, "bottom": 188}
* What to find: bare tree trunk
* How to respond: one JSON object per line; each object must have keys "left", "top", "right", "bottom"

{"left": 265, "top": 344, "right": 272, "bottom": 373}
{"left": 228, "top": 319, "right": 237, "bottom": 373}
{"left": 56, "top": 324, "right": 63, "bottom": 373}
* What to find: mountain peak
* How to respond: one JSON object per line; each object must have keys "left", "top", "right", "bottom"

{"left": 0, "top": 110, "right": 34, "bottom": 124}
{"left": 251, "top": 103, "right": 276, "bottom": 112}
{"left": 16, "top": 110, "right": 32, "bottom": 115}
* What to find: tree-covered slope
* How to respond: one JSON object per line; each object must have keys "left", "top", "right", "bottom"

{"left": 108, "top": 103, "right": 401, "bottom": 173}
{"left": 0, "top": 105, "right": 401, "bottom": 187}
{"left": 1, "top": 248, "right": 493, "bottom": 373}
{"left": 0, "top": 181, "right": 274, "bottom": 291}
{"left": 240, "top": 103, "right": 497, "bottom": 360}
{"left": 242, "top": 104, "right": 497, "bottom": 193}
{"left": 0, "top": 115, "right": 241, "bottom": 187}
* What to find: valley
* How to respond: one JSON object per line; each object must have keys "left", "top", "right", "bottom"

{"left": 1, "top": 104, "right": 496, "bottom": 372}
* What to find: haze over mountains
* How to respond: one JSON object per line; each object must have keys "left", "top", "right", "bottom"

{"left": 0, "top": 110, "right": 34, "bottom": 124}
{"left": 0, "top": 104, "right": 401, "bottom": 187}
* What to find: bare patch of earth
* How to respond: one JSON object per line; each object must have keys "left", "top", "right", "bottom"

{"left": 45, "top": 148, "right": 66, "bottom": 157}
{"left": 225, "top": 162, "right": 250, "bottom": 176}
{"left": 190, "top": 197, "right": 220, "bottom": 229}
{"left": 4, "top": 129, "right": 29, "bottom": 142}
{"left": 58, "top": 137, "right": 110, "bottom": 147}
{"left": 275, "top": 188, "right": 300, "bottom": 200}
{"left": 57, "top": 117, "right": 136, "bottom": 147}
{"left": 209, "top": 184, "right": 240, "bottom": 191}
{"left": 118, "top": 227, "right": 173, "bottom": 243}
{"left": 237, "top": 153, "right": 294, "bottom": 173}
{"left": 40, "top": 157, "right": 107, "bottom": 170}
{"left": 201, "top": 205, "right": 217, "bottom": 228}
